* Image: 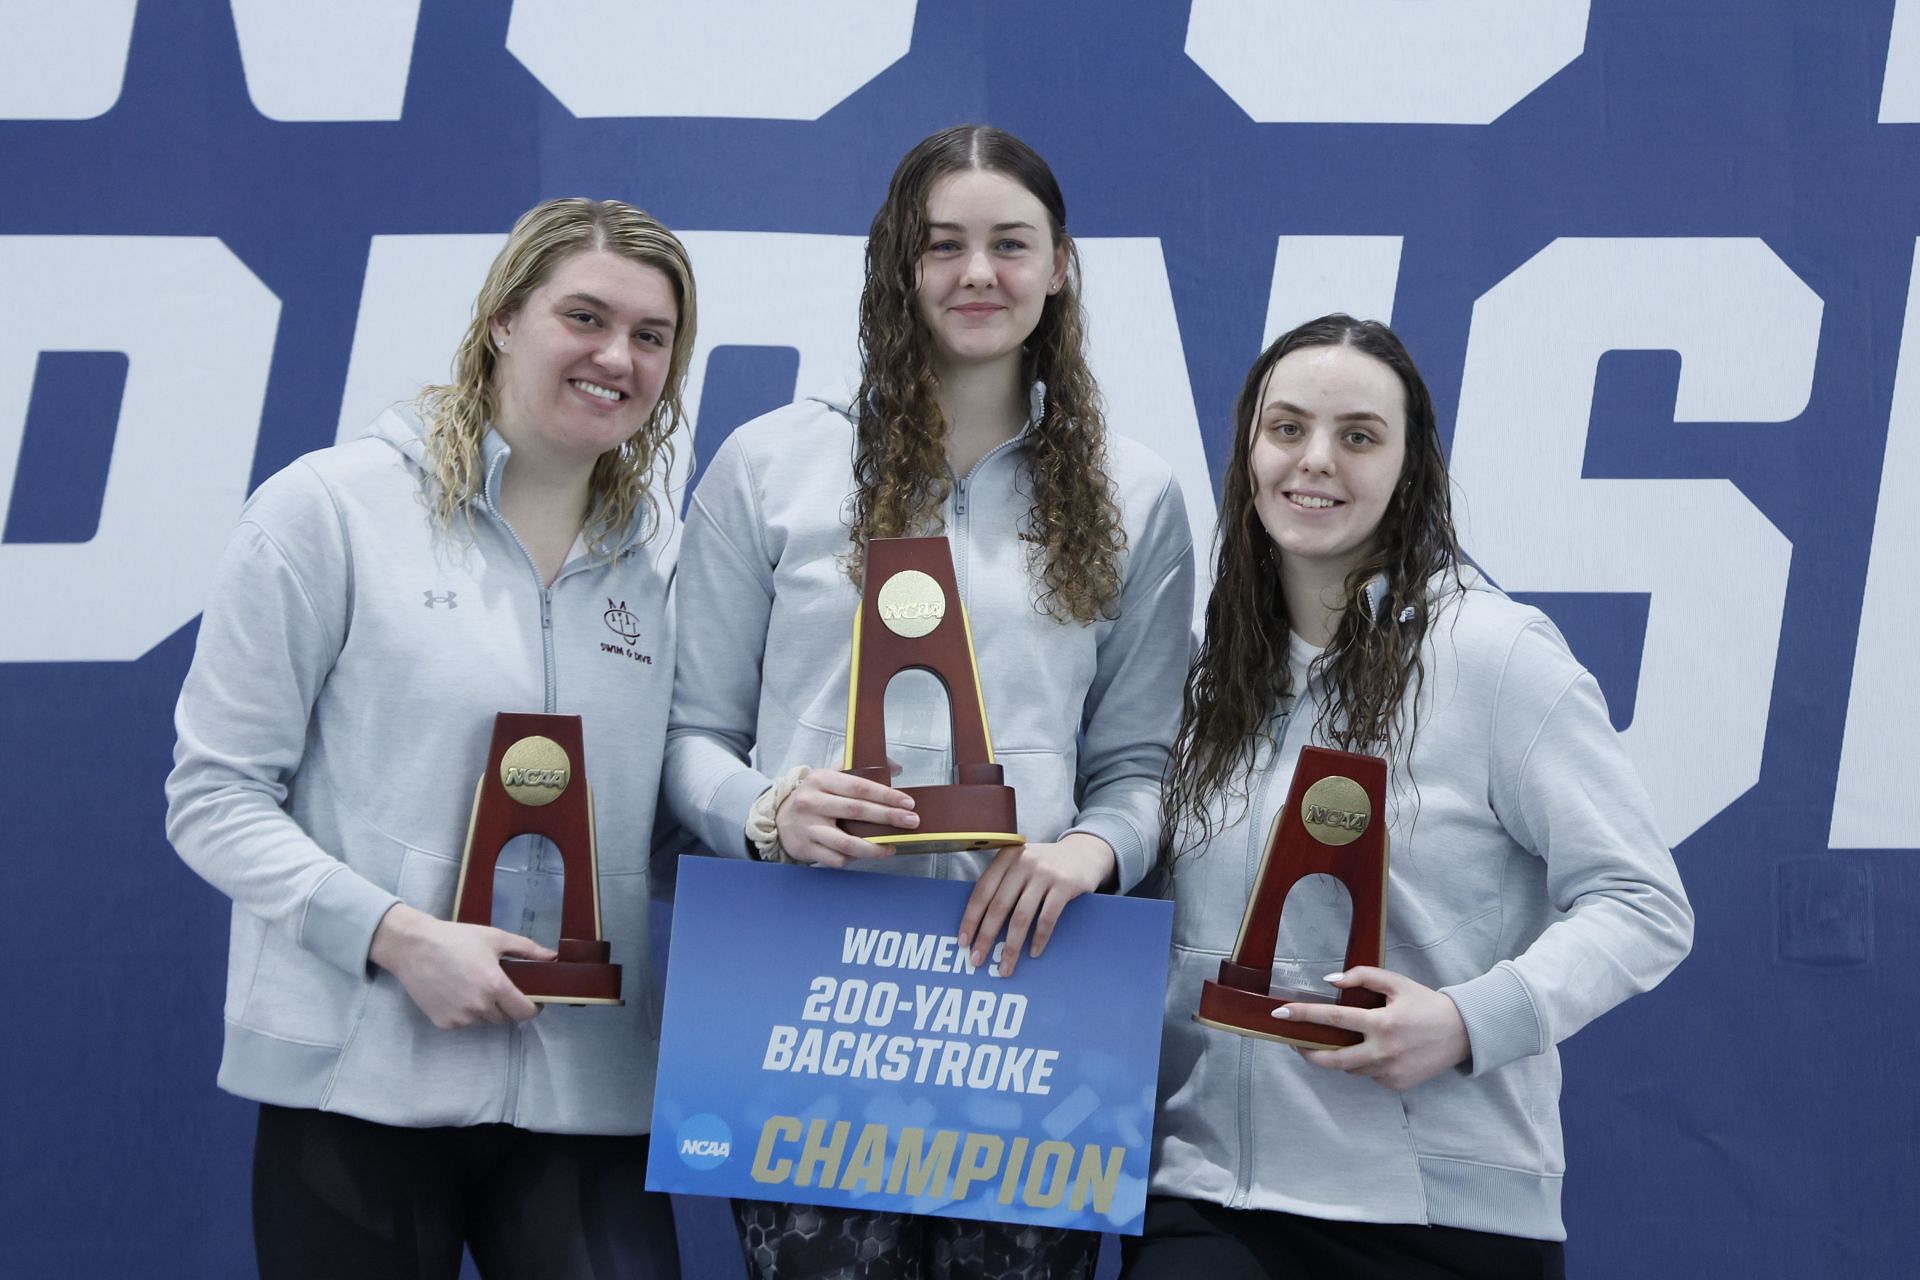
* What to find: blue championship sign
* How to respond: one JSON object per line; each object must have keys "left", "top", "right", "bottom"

{"left": 646, "top": 857, "right": 1174, "bottom": 1235}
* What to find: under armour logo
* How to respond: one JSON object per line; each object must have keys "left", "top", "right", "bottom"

{"left": 423, "top": 590, "right": 458, "bottom": 609}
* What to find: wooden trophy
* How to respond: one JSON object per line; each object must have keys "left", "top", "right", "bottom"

{"left": 1195, "top": 746, "right": 1388, "bottom": 1048}
{"left": 451, "top": 712, "right": 621, "bottom": 1005}
{"left": 838, "top": 536, "right": 1023, "bottom": 853}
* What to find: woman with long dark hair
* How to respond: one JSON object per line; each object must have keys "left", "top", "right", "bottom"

{"left": 1126, "top": 316, "right": 1692, "bottom": 1279}
{"left": 666, "top": 125, "right": 1195, "bottom": 1279}
{"left": 167, "top": 198, "right": 694, "bottom": 1277}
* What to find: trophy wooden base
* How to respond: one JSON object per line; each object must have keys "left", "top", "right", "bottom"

{"left": 502, "top": 937, "right": 623, "bottom": 1007}
{"left": 841, "top": 767, "right": 1022, "bottom": 854}
{"left": 1194, "top": 968, "right": 1378, "bottom": 1050}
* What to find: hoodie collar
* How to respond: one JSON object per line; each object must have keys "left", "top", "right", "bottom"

{"left": 479, "top": 428, "right": 512, "bottom": 517}
{"left": 820, "top": 379, "right": 1050, "bottom": 442}
{"left": 1360, "top": 574, "right": 1390, "bottom": 621}
{"left": 368, "top": 404, "right": 645, "bottom": 557}
{"left": 1360, "top": 563, "right": 1490, "bottom": 626}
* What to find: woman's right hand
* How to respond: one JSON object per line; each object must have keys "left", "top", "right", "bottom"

{"left": 775, "top": 768, "right": 917, "bottom": 867}
{"left": 368, "top": 902, "right": 556, "bottom": 1029}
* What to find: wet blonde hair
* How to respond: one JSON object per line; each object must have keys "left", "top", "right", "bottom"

{"left": 417, "top": 197, "right": 698, "bottom": 551}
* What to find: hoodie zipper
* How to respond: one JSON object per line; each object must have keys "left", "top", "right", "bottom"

{"left": 1233, "top": 703, "right": 1296, "bottom": 1206}
{"left": 947, "top": 431, "right": 1020, "bottom": 597}
{"left": 939, "top": 434, "right": 1026, "bottom": 882}
{"left": 483, "top": 479, "right": 566, "bottom": 1128}
{"left": 947, "top": 431, "right": 1030, "bottom": 609}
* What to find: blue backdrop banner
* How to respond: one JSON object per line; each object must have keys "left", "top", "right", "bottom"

{"left": 7, "top": 3, "right": 1919, "bottom": 1275}
{"left": 646, "top": 857, "right": 1173, "bottom": 1235}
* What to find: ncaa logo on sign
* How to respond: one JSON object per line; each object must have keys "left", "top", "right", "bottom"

{"left": 676, "top": 1114, "right": 732, "bottom": 1170}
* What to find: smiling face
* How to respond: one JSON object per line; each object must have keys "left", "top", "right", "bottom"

{"left": 913, "top": 168, "right": 1067, "bottom": 378}
{"left": 1248, "top": 342, "right": 1409, "bottom": 589}
{"left": 487, "top": 248, "right": 679, "bottom": 467}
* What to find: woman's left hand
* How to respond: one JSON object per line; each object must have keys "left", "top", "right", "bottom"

{"left": 1275, "top": 966, "right": 1471, "bottom": 1092}
{"left": 957, "top": 833, "right": 1115, "bottom": 978}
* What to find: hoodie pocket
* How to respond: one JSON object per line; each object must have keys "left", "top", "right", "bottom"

{"left": 787, "top": 706, "right": 957, "bottom": 793}
{"left": 239, "top": 914, "right": 367, "bottom": 1048}
{"left": 992, "top": 747, "right": 1078, "bottom": 844}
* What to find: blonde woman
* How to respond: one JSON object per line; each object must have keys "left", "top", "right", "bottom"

{"left": 167, "top": 198, "right": 695, "bottom": 1278}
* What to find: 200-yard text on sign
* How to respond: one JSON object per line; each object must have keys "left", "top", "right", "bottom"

{"left": 646, "top": 857, "right": 1173, "bottom": 1234}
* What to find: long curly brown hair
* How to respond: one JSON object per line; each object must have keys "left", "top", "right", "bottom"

{"left": 417, "top": 198, "right": 698, "bottom": 554}
{"left": 845, "top": 125, "right": 1122, "bottom": 623}
{"left": 1161, "top": 315, "right": 1461, "bottom": 860}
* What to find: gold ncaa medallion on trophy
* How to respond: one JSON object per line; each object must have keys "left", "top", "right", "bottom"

{"left": 837, "top": 536, "right": 1023, "bottom": 853}
{"left": 1195, "top": 746, "right": 1389, "bottom": 1048}
{"left": 452, "top": 712, "right": 622, "bottom": 1004}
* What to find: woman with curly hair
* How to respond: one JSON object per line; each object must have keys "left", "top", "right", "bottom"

{"left": 1125, "top": 316, "right": 1692, "bottom": 1279}
{"left": 166, "top": 197, "right": 694, "bottom": 1278}
{"left": 666, "top": 124, "right": 1195, "bottom": 1278}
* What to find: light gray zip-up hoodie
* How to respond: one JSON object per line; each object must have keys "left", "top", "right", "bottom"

{"left": 664, "top": 396, "right": 1194, "bottom": 891}
{"left": 1150, "top": 571, "right": 1692, "bottom": 1241}
{"left": 165, "top": 406, "right": 675, "bottom": 1133}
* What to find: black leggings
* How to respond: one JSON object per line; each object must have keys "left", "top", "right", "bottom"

{"left": 733, "top": 1198, "right": 1098, "bottom": 1280}
{"left": 253, "top": 1103, "right": 680, "bottom": 1280}
{"left": 1120, "top": 1196, "right": 1564, "bottom": 1280}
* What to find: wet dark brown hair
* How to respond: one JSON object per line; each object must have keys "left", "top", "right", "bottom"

{"left": 1161, "top": 315, "right": 1460, "bottom": 859}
